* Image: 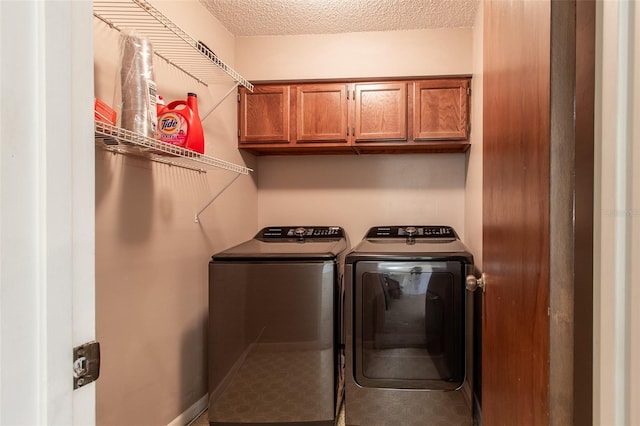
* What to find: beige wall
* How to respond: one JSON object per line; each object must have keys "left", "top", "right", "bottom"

{"left": 236, "top": 28, "right": 472, "bottom": 81}
{"left": 257, "top": 154, "right": 466, "bottom": 243}
{"left": 93, "top": 1, "right": 257, "bottom": 424}
{"left": 235, "top": 28, "right": 475, "bottom": 244}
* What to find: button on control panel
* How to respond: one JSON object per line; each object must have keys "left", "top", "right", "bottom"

{"left": 366, "top": 226, "right": 457, "bottom": 239}
{"left": 259, "top": 226, "right": 344, "bottom": 240}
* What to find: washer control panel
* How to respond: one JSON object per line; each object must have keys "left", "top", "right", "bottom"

{"left": 365, "top": 226, "right": 457, "bottom": 239}
{"left": 258, "top": 226, "right": 344, "bottom": 240}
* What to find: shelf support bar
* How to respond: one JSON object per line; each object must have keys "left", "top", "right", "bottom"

{"left": 201, "top": 83, "right": 240, "bottom": 121}
{"left": 194, "top": 172, "right": 242, "bottom": 223}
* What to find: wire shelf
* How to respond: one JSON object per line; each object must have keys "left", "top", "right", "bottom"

{"left": 95, "top": 121, "right": 252, "bottom": 175}
{"left": 93, "top": 0, "right": 253, "bottom": 91}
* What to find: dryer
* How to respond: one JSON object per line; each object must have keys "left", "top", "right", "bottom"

{"left": 208, "top": 226, "right": 347, "bottom": 426}
{"left": 344, "top": 226, "right": 474, "bottom": 426}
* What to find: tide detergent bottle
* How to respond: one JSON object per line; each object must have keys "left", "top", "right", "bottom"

{"left": 157, "top": 92, "right": 204, "bottom": 154}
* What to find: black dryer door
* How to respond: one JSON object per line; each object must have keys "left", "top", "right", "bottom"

{"left": 353, "top": 260, "right": 465, "bottom": 390}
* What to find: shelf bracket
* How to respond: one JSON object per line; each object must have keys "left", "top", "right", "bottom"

{"left": 201, "top": 83, "right": 240, "bottom": 121}
{"left": 195, "top": 173, "right": 242, "bottom": 223}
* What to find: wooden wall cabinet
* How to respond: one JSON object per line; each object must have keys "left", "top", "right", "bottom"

{"left": 239, "top": 85, "right": 290, "bottom": 144}
{"left": 238, "top": 83, "right": 349, "bottom": 154}
{"left": 238, "top": 77, "right": 470, "bottom": 155}
{"left": 413, "top": 79, "right": 470, "bottom": 141}
{"left": 353, "top": 82, "right": 408, "bottom": 143}
{"left": 296, "top": 84, "right": 348, "bottom": 144}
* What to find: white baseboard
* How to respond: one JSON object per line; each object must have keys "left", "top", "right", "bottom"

{"left": 167, "top": 394, "right": 208, "bottom": 426}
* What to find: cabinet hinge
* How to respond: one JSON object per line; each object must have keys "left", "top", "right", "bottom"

{"left": 237, "top": 93, "right": 241, "bottom": 102}
{"left": 467, "top": 87, "right": 471, "bottom": 96}
{"left": 353, "top": 90, "right": 355, "bottom": 100}
{"left": 346, "top": 127, "right": 349, "bottom": 136}
{"left": 238, "top": 129, "right": 241, "bottom": 137}
{"left": 73, "top": 341, "right": 100, "bottom": 389}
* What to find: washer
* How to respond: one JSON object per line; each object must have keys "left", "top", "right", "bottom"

{"left": 344, "top": 226, "right": 474, "bottom": 426}
{"left": 208, "top": 226, "right": 347, "bottom": 426}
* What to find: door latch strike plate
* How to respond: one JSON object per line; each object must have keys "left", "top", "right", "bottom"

{"left": 73, "top": 341, "right": 100, "bottom": 390}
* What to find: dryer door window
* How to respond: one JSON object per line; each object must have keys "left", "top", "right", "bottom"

{"left": 353, "top": 261, "right": 465, "bottom": 390}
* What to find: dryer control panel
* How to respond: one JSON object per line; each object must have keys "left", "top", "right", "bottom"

{"left": 257, "top": 226, "right": 345, "bottom": 240}
{"left": 365, "top": 226, "right": 458, "bottom": 239}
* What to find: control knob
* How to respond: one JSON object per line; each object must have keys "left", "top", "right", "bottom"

{"left": 405, "top": 226, "right": 418, "bottom": 237}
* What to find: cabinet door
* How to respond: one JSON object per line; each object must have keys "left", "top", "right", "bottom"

{"left": 413, "top": 79, "right": 470, "bottom": 140}
{"left": 239, "top": 85, "right": 290, "bottom": 144}
{"left": 296, "top": 84, "right": 348, "bottom": 143}
{"left": 353, "top": 82, "right": 407, "bottom": 142}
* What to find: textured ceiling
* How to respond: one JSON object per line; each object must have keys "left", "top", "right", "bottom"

{"left": 200, "top": 0, "right": 480, "bottom": 37}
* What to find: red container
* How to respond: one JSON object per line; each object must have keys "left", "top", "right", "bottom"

{"left": 157, "top": 93, "right": 204, "bottom": 154}
{"left": 94, "top": 97, "right": 117, "bottom": 125}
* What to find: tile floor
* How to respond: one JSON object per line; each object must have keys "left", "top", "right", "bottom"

{"left": 188, "top": 404, "right": 346, "bottom": 426}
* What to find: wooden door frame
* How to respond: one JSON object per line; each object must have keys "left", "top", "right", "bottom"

{"left": 549, "top": 1, "right": 595, "bottom": 425}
